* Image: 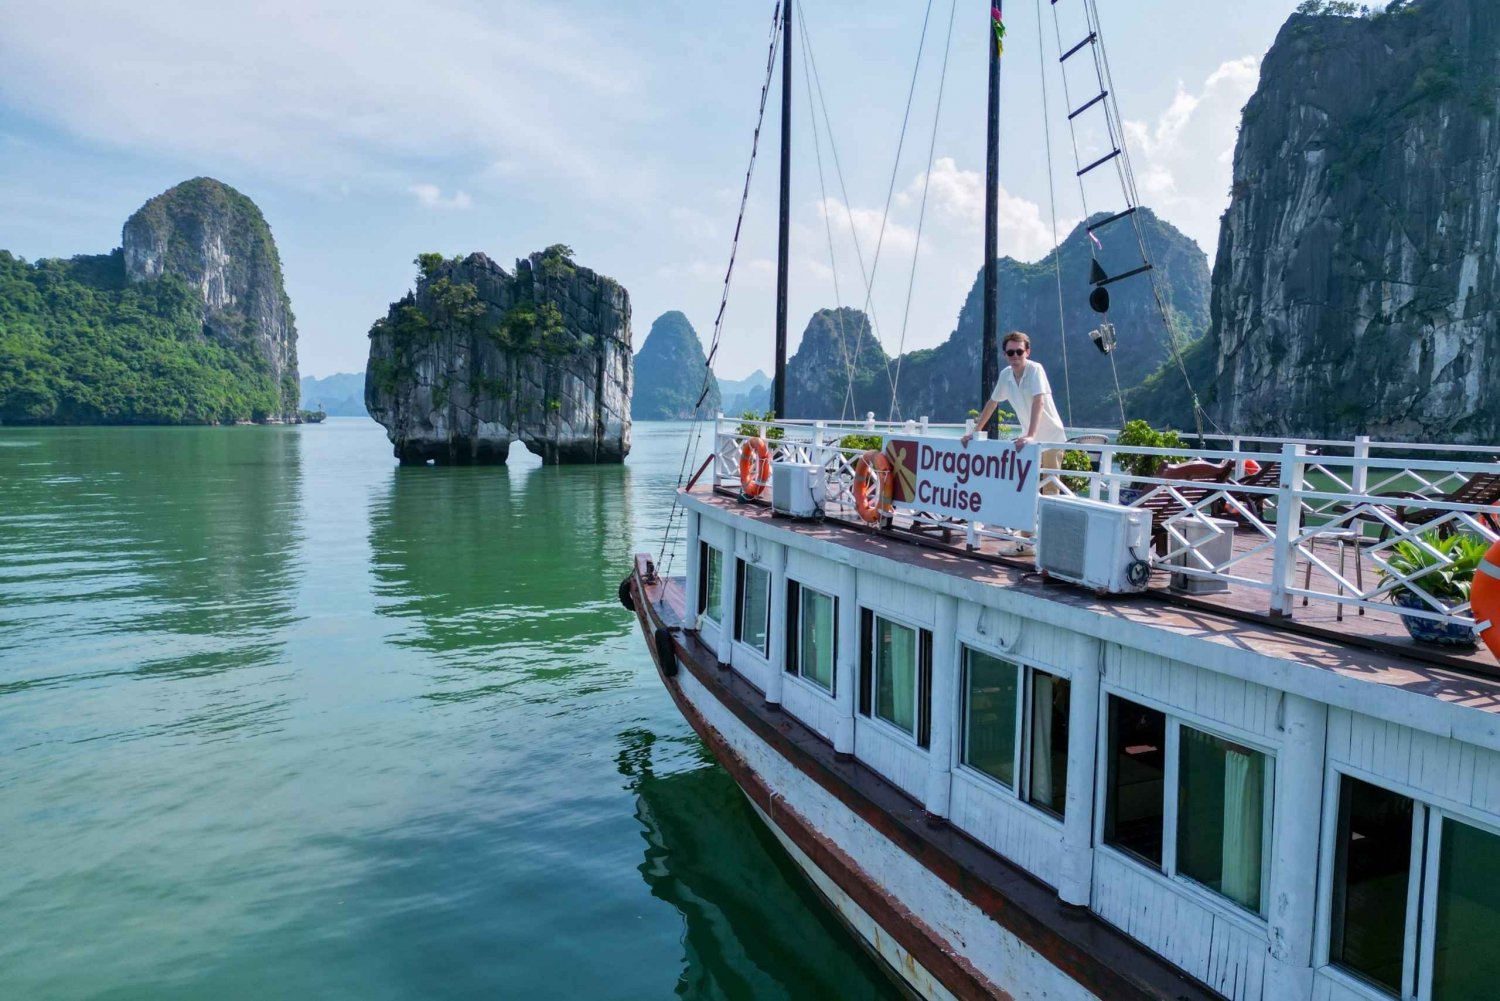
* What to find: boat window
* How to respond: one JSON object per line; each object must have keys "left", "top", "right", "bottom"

{"left": 858, "top": 611, "right": 930, "bottom": 744}
{"left": 962, "top": 648, "right": 1019, "bottom": 788}
{"left": 1104, "top": 696, "right": 1166, "bottom": 868}
{"left": 1431, "top": 816, "right": 1500, "bottom": 998}
{"left": 734, "top": 560, "right": 770, "bottom": 657}
{"left": 1177, "top": 726, "right": 1268, "bottom": 913}
{"left": 1330, "top": 776, "right": 1413, "bottom": 995}
{"left": 1026, "top": 671, "right": 1069, "bottom": 818}
{"left": 786, "top": 580, "right": 836, "bottom": 694}
{"left": 698, "top": 543, "right": 723, "bottom": 624}
{"left": 875, "top": 617, "right": 918, "bottom": 736}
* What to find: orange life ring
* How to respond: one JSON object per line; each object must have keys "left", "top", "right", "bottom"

{"left": 739, "top": 437, "right": 772, "bottom": 497}
{"left": 853, "top": 449, "right": 894, "bottom": 524}
{"left": 1472, "top": 539, "right": 1500, "bottom": 661}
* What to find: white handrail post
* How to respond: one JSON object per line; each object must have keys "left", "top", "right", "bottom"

{"left": 919, "top": 415, "right": 929, "bottom": 435}
{"left": 715, "top": 417, "right": 728, "bottom": 489}
{"left": 1095, "top": 448, "right": 1113, "bottom": 502}
{"left": 1352, "top": 435, "right": 1370, "bottom": 496}
{"left": 1231, "top": 436, "right": 1244, "bottom": 479}
{"left": 865, "top": 411, "right": 876, "bottom": 431}
{"left": 1270, "top": 442, "right": 1306, "bottom": 618}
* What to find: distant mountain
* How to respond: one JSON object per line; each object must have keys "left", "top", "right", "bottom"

{"left": 632, "top": 311, "right": 719, "bottom": 419}
{"left": 0, "top": 177, "right": 300, "bottom": 424}
{"left": 782, "top": 208, "right": 1210, "bottom": 427}
{"left": 719, "top": 369, "right": 771, "bottom": 416}
{"left": 300, "top": 373, "right": 368, "bottom": 417}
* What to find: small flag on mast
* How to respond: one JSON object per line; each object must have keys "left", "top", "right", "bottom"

{"left": 992, "top": 6, "right": 1005, "bottom": 56}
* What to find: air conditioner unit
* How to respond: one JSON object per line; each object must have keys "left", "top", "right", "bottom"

{"left": 771, "top": 462, "right": 821, "bottom": 518}
{"left": 1035, "top": 495, "right": 1151, "bottom": 594}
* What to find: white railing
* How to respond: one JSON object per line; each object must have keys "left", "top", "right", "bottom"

{"left": 706, "top": 415, "right": 1500, "bottom": 633}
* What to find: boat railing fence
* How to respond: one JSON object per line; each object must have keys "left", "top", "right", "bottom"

{"left": 708, "top": 416, "right": 1500, "bottom": 630}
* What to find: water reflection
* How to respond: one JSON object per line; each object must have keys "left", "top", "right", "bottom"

{"left": 618, "top": 727, "right": 903, "bottom": 1001}
{"left": 0, "top": 427, "right": 304, "bottom": 689}
{"left": 367, "top": 463, "right": 638, "bottom": 697}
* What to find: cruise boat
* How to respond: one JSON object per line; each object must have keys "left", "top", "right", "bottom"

{"left": 625, "top": 3, "right": 1500, "bottom": 999}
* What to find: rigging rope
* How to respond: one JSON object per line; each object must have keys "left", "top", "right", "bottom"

{"left": 796, "top": 7, "right": 858, "bottom": 422}
{"left": 1034, "top": 0, "right": 1073, "bottom": 428}
{"left": 837, "top": 0, "right": 937, "bottom": 421}
{"left": 887, "top": 0, "right": 959, "bottom": 423}
{"left": 658, "top": 3, "right": 783, "bottom": 573}
{"left": 1084, "top": 0, "right": 1215, "bottom": 438}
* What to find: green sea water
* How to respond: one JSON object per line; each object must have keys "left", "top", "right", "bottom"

{"left": 0, "top": 420, "right": 900, "bottom": 1001}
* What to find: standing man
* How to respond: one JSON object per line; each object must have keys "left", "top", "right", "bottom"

{"left": 961, "top": 331, "right": 1067, "bottom": 548}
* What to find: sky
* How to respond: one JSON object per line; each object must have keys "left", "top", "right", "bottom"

{"left": 0, "top": 0, "right": 1302, "bottom": 380}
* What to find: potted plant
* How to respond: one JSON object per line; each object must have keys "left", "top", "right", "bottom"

{"left": 1115, "top": 419, "right": 1185, "bottom": 504}
{"left": 1378, "top": 530, "right": 1487, "bottom": 647}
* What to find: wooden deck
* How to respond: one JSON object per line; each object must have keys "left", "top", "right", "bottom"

{"left": 690, "top": 485, "right": 1500, "bottom": 707}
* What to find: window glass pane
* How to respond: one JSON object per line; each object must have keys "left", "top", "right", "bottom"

{"left": 703, "top": 547, "right": 723, "bottom": 622}
{"left": 963, "top": 649, "right": 1018, "bottom": 787}
{"left": 1177, "top": 727, "right": 1267, "bottom": 913}
{"left": 1104, "top": 696, "right": 1166, "bottom": 867}
{"left": 799, "top": 588, "right": 835, "bottom": 692}
{"left": 739, "top": 564, "right": 769, "bottom": 655}
{"left": 1431, "top": 817, "right": 1500, "bottom": 1000}
{"left": 1027, "top": 672, "right": 1069, "bottom": 817}
{"left": 874, "top": 618, "right": 917, "bottom": 735}
{"left": 1330, "top": 776, "right": 1412, "bottom": 995}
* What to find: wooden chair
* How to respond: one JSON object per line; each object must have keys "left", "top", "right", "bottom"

{"left": 1137, "top": 460, "right": 1234, "bottom": 555}
{"left": 1221, "top": 460, "right": 1281, "bottom": 523}
{"left": 1366, "top": 471, "right": 1500, "bottom": 540}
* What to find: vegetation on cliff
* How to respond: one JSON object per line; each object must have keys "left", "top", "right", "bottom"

{"left": 0, "top": 250, "right": 284, "bottom": 424}
{"left": 632, "top": 311, "right": 720, "bottom": 420}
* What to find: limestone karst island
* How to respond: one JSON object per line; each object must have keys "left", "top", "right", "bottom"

{"left": 8, "top": 2, "right": 1500, "bottom": 1001}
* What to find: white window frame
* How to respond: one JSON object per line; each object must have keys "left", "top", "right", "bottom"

{"left": 861, "top": 609, "right": 928, "bottom": 747}
{"left": 1315, "top": 769, "right": 1500, "bottom": 1001}
{"left": 1093, "top": 687, "right": 1277, "bottom": 922}
{"left": 734, "top": 558, "right": 771, "bottom": 659}
{"left": 788, "top": 578, "right": 836, "bottom": 697}
{"left": 955, "top": 645, "right": 1070, "bottom": 826}
{"left": 698, "top": 542, "right": 724, "bottom": 630}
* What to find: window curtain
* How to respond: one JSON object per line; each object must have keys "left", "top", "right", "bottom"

{"left": 1031, "top": 673, "right": 1054, "bottom": 806}
{"left": 1220, "top": 745, "right": 1263, "bottom": 910}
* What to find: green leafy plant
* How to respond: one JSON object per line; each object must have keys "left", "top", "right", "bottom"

{"left": 1378, "top": 531, "right": 1490, "bottom": 606}
{"left": 1116, "top": 419, "right": 1185, "bottom": 480}
{"left": 837, "top": 433, "right": 883, "bottom": 452}
{"left": 737, "top": 410, "right": 784, "bottom": 441}
{"left": 1060, "top": 449, "right": 1092, "bottom": 495}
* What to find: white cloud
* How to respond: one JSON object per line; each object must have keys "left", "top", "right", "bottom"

{"left": 409, "top": 184, "right": 472, "bottom": 210}
{"left": 0, "top": 0, "right": 644, "bottom": 197}
{"left": 1123, "top": 56, "right": 1261, "bottom": 255}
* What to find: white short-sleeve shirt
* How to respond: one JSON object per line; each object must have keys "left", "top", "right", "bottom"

{"left": 990, "top": 360, "right": 1066, "bottom": 444}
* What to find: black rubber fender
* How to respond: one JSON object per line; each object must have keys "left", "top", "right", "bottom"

{"left": 654, "top": 626, "right": 678, "bottom": 678}
{"left": 618, "top": 576, "right": 635, "bottom": 612}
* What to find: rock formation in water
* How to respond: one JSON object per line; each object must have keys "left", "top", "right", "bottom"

{"left": 0, "top": 177, "right": 300, "bottom": 425}
{"left": 782, "top": 209, "right": 1209, "bottom": 425}
{"left": 1206, "top": 0, "right": 1500, "bottom": 441}
{"left": 365, "top": 246, "right": 631, "bottom": 464}
{"left": 123, "top": 178, "right": 299, "bottom": 418}
{"left": 632, "top": 311, "right": 719, "bottom": 419}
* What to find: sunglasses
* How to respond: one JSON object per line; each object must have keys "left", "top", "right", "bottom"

{"left": 1005, "top": 347, "right": 1027, "bottom": 357}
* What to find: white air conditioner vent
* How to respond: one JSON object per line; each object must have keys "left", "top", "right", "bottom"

{"left": 1035, "top": 496, "right": 1151, "bottom": 594}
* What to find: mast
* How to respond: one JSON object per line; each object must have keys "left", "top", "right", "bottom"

{"left": 773, "top": 0, "right": 792, "bottom": 419}
{"left": 981, "top": 1, "right": 1001, "bottom": 435}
